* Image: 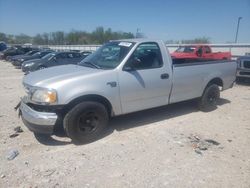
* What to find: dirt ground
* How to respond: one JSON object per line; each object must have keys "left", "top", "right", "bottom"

{"left": 0, "top": 60, "right": 249, "bottom": 188}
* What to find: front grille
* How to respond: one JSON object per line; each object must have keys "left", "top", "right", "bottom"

{"left": 239, "top": 71, "right": 250, "bottom": 75}
{"left": 243, "top": 61, "right": 250, "bottom": 69}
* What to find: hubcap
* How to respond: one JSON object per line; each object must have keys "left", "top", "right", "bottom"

{"left": 77, "top": 112, "right": 98, "bottom": 133}
{"left": 208, "top": 91, "right": 217, "bottom": 104}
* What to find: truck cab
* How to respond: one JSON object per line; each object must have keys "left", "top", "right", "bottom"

{"left": 171, "top": 45, "right": 231, "bottom": 60}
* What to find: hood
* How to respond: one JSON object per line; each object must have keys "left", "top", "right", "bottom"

{"left": 15, "top": 55, "right": 30, "bottom": 60}
{"left": 23, "top": 64, "right": 103, "bottom": 88}
{"left": 22, "top": 55, "right": 39, "bottom": 61}
{"left": 22, "top": 58, "right": 44, "bottom": 65}
{"left": 11, "top": 54, "right": 27, "bottom": 60}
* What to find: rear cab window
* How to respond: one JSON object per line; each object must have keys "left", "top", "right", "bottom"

{"left": 204, "top": 46, "right": 211, "bottom": 53}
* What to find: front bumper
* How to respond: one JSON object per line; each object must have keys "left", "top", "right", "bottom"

{"left": 12, "top": 60, "right": 23, "bottom": 66}
{"left": 20, "top": 101, "right": 58, "bottom": 134}
{"left": 237, "top": 69, "right": 250, "bottom": 78}
{"left": 21, "top": 64, "right": 31, "bottom": 73}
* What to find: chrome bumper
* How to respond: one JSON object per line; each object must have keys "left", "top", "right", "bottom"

{"left": 20, "top": 101, "right": 58, "bottom": 134}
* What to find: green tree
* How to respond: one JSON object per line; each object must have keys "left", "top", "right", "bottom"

{"left": 1, "top": 27, "right": 135, "bottom": 45}
{"left": 0, "top": 33, "right": 8, "bottom": 42}
{"left": 33, "top": 34, "right": 44, "bottom": 45}
{"left": 15, "top": 34, "right": 32, "bottom": 44}
{"left": 51, "top": 31, "right": 65, "bottom": 45}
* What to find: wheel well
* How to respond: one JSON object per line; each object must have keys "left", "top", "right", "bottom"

{"left": 37, "top": 65, "right": 47, "bottom": 69}
{"left": 207, "top": 77, "right": 223, "bottom": 88}
{"left": 66, "top": 94, "right": 113, "bottom": 117}
{"left": 39, "top": 65, "right": 47, "bottom": 67}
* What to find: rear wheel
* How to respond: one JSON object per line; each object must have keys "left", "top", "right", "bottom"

{"left": 198, "top": 84, "right": 220, "bottom": 112}
{"left": 64, "top": 101, "right": 108, "bottom": 144}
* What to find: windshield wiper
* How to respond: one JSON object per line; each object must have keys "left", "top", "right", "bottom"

{"left": 81, "top": 61, "right": 101, "bottom": 69}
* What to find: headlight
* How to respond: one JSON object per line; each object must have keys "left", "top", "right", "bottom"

{"left": 20, "top": 59, "right": 25, "bottom": 62}
{"left": 31, "top": 88, "right": 57, "bottom": 104}
{"left": 24, "top": 62, "right": 34, "bottom": 67}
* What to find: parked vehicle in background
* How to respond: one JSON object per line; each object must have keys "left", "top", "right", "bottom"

{"left": 236, "top": 56, "right": 250, "bottom": 80}
{"left": 0, "top": 42, "right": 7, "bottom": 51}
{"left": 12, "top": 50, "right": 54, "bottom": 68}
{"left": 8, "top": 50, "right": 40, "bottom": 62}
{"left": 0, "top": 46, "right": 32, "bottom": 60}
{"left": 81, "top": 51, "right": 93, "bottom": 58}
{"left": 171, "top": 45, "right": 231, "bottom": 60}
{"left": 18, "top": 39, "right": 237, "bottom": 144}
{"left": 22, "top": 51, "right": 86, "bottom": 73}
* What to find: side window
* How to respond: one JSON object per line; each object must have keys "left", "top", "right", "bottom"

{"left": 125, "top": 42, "right": 163, "bottom": 70}
{"left": 68, "top": 53, "right": 74, "bottom": 58}
{"left": 72, "top": 53, "right": 81, "bottom": 58}
{"left": 40, "top": 52, "right": 48, "bottom": 56}
{"left": 204, "top": 46, "right": 211, "bottom": 53}
{"left": 57, "top": 53, "right": 67, "bottom": 59}
{"left": 197, "top": 47, "right": 203, "bottom": 56}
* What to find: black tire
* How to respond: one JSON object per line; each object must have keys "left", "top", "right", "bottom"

{"left": 198, "top": 84, "right": 220, "bottom": 112}
{"left": 64, "top": 101, "right": 108, "bottom": 144}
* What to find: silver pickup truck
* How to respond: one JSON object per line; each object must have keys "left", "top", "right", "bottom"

{"left": 19, "top": 39, "right": 237, "bottom": 144}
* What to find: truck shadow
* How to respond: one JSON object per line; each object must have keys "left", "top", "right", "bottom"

{"left": 109, "top": 98, "right": 230, "bottom": 132}
{"left": 34, "top": 98, "right": 230, "bottom": 146}
{"left": 34, "top": 133, "right": 72, "bottom": 146}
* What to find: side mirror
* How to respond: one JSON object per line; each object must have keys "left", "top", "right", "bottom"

{"left": 133, "top": 57, "right": 141, "bottom": 64}
{"left": 53, "top": 57, "right": 57, "bottom": 61}
{"left": 123, "top": 56, "right": 141, "bottom": 71}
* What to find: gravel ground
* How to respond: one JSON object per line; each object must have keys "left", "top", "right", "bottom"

{"left": 0, "top": 60, "right": 250, "bottom": 188}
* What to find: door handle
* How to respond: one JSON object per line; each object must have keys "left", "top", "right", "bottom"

{"left": 161, "top": 73, "right": 169, "bottom": 79}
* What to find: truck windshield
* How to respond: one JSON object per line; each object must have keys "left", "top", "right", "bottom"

{"left": 176, "top": 46, "right": 195, "bottom": 53}
{"left": 78, "top": 41, "right": 135, "bottom": 69}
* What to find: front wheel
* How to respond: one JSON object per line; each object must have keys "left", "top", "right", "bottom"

{"left": 198, "top": 84, "right": 220, "bottom": 112}
{"left": 64, "top": 101, "right": 108, "bottom": 144}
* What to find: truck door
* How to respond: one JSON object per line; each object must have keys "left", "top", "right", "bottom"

{"left": 202, "top": 46, "right": 213, "bottom": 59}
{"left": 196, "top": 46, "right": 203, "bottom": 58}
{"left": 118, "top": 42, "right": 172, "bottom": 114}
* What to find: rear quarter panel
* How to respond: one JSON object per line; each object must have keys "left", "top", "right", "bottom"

{"left": 170, "top": 61, "right": 236, "bottom": 104}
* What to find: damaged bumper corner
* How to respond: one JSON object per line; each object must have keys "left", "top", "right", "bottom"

{"left": 19, "top": 101, "right": 58, "bottom": 134}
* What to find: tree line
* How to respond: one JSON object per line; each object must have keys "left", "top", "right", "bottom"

{"left": 0, "top": 27, "right": 135, "bottom": 45}
{"left": 0, "top": 26, "right": 210, "bottom": 45}
{"left": 165, "top": 37, "right": 210, "bottom": 44}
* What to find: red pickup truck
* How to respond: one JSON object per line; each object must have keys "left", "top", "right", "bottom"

{"left": 171, "top": 45, "right": 231, "bottom": 60}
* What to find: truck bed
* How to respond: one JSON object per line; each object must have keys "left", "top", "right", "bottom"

{"left": 169, "top": 60, "right": 237, "bottom": 104}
